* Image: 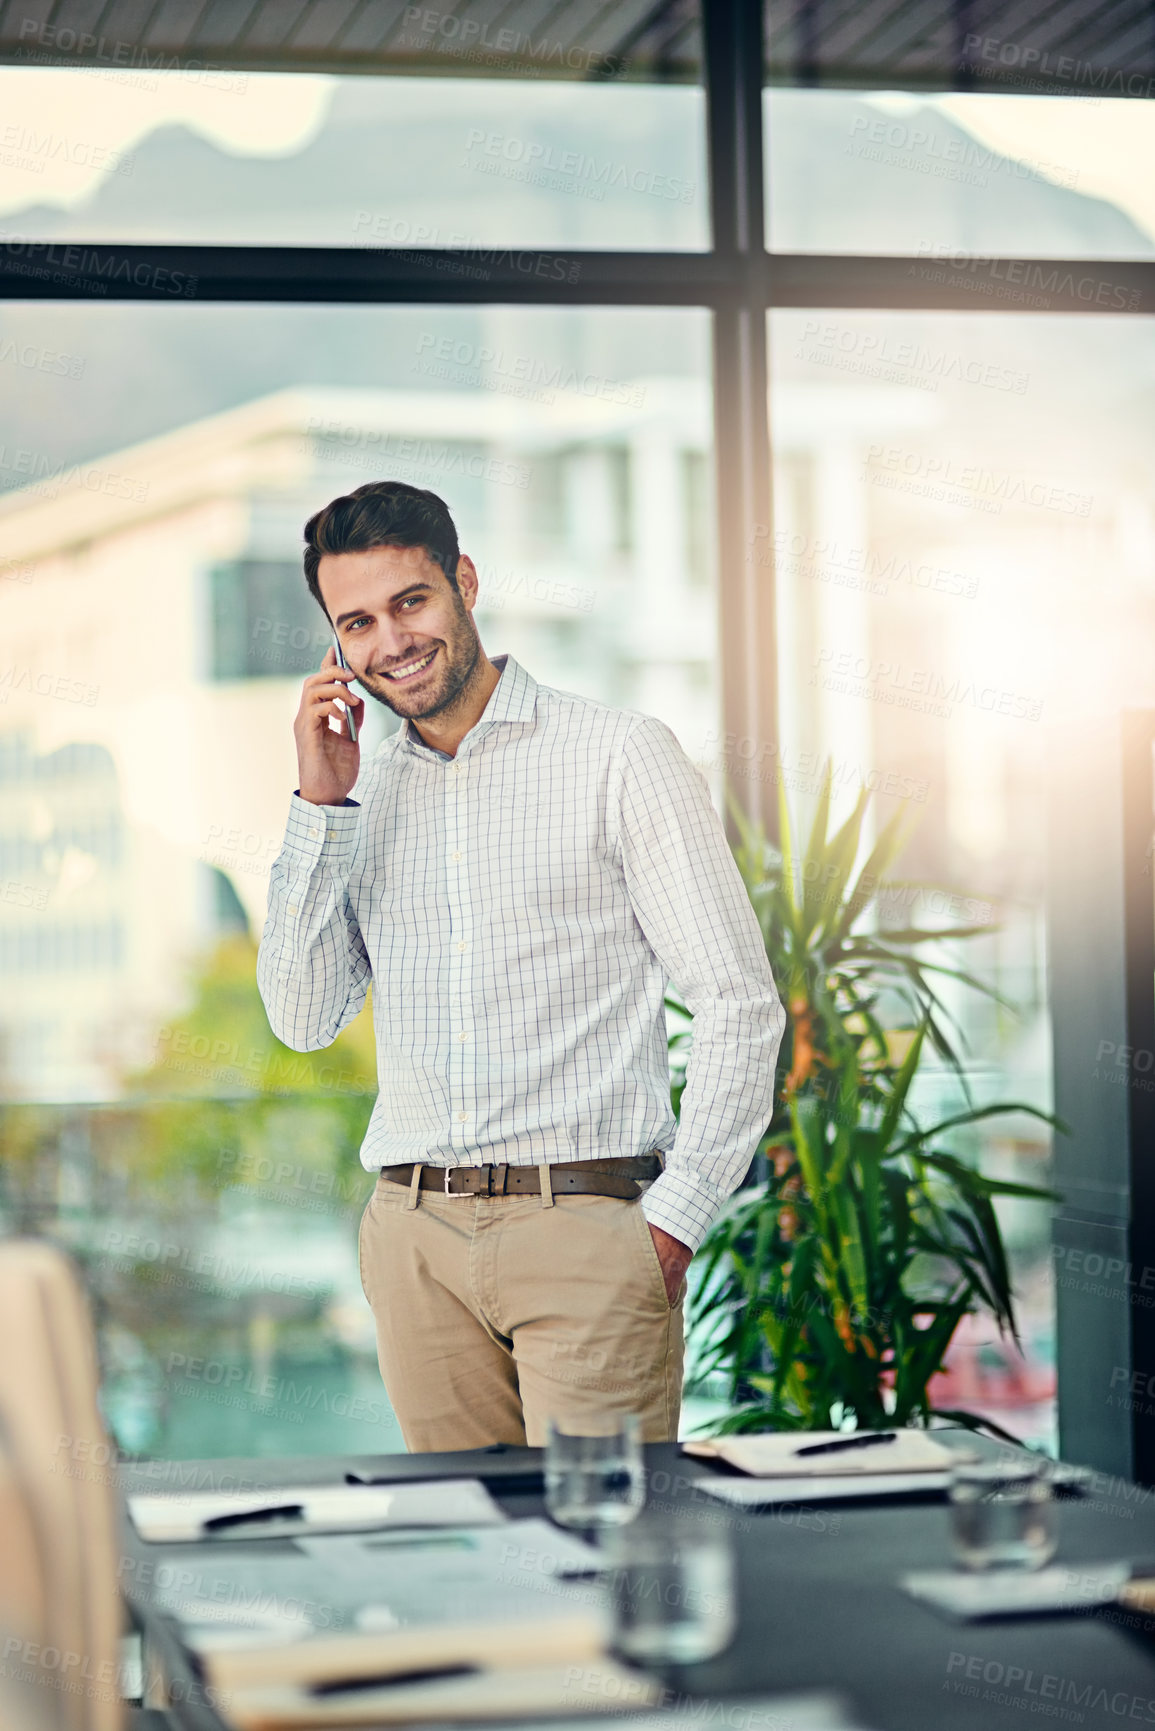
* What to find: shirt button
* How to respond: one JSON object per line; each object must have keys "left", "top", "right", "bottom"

{"left": 457, "top": 1112, "right": 468, "bottom": 1122}
{"left": 458, "top": 1031, "right": 469, "bottom": 1042}
{"left": 308, "top": 828, "right": 321, "bottom": 839}
{"left": 287, "top": 904, "right": 299, "bottom": 915}
{"left": 452, "top": 851, "right": 462, "bottom": 862}
{"left": 457, "top": 940, "right": 467, "bottom": 952}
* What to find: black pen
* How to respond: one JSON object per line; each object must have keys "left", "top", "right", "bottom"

{"left": 202, "top": 1502, "right": 304, "bottom": 1532}
{"left": 345, "top": 1467, "right": 546, "bottom": 1492}
{"left": 311, "top": 1664, "right": 479, "bottom": 1697}
{"left": 794, "top": 1431, "right": 898, "bottom": 1458}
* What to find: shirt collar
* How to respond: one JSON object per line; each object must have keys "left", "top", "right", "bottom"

{"left": 400, "top": 654, "right": 537, "bottom": 759}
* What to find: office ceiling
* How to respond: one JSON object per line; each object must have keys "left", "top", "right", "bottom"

{"left": 0, "top": 0, "right": 1151, "bottom": 91}
{"left": 0, "top": 0, "right": 700, "bottom": 81}
{"left": 766, "top": 0, "right": 1155, "bottom": 94}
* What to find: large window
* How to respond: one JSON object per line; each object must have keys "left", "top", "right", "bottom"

{"left": 767, "top": 308, "right": 1155, "bottom": 1447}
{"left": 765, "top": 91, "right": 1155, "bottom": 259}
{"left": 0, "top": 300, "right": 714, "bottom": 1458}
{"left": 1, "top": 0, "right": 1153, "bottom": 1473}
{"left": 0, "top": 68, "right": 707, "bottom": 250}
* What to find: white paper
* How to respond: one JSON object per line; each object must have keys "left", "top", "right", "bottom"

{"left": 222, "top": 1657, "right": 659, "bottom": 1728}
{"left": 146, "top": 1517, "right": 606, "bottom": 1654}
{"left": 128, "top": 1477, "right": 506, "bottom": 1542}
{"left": 694, "top": 1470, "right": 954, "bottom": 1505}
{"left": 514, "top": 1695, "right": 872, "bottom": 1731}
{"left": 685, "top": 1429, "right": 961, "bottom": 1478}
{"left": 900, "top": 1562, "right": 1130, "bottom": 1620}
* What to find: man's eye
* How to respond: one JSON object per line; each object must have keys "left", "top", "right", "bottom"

{"left": 400, "top": 597, "right": 422, "bottom": 609}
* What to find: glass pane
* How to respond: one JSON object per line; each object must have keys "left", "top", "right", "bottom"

{"left": 765, "top": 309, "right": 1155, "bottom": 1451}
{"left": 0, "top": 68, "right": 707, "bottom": 249}
{"left": 0, "top": 301, "right": 714, "bottom": 1458}
{"left": 766, "top": 90, "right": 1155, "bottom": 258}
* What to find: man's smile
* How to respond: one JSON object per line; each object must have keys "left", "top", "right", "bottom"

{"left": 381, "top": 647, "right": 438, "bottom": 682}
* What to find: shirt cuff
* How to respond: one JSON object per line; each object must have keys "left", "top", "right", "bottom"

{"left": 281, "top": 792, "right": 361, "bottom": 865}
{"left": 640, "top": 1166, "right": 726, "bottom": 1255}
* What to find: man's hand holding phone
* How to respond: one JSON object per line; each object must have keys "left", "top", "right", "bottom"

{"left": 294, "top": 646, "right": 365, "bottom": 807}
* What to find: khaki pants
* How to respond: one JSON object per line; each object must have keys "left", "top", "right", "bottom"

{"left": 357, "top": 1171, "right": 685, "bottom": 1452}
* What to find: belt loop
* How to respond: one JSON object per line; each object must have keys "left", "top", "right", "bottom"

{"left": 538, "top": 1162, "right": 554, "bottom": 1208}
{"left": 406, "top": 1163, "right": 422, "bottom": 1211}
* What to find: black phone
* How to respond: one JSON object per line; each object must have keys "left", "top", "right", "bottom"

{"left": 331, "top": 634, "right": 359, "bottom": 743}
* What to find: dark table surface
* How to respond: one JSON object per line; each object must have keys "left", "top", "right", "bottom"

{"left": 118, "top": 1439, "right": 1155, "bottom": 1731}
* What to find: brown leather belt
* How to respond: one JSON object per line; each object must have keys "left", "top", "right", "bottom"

{"left": 378, "top": 1154, "right": 663, "bottom": 1201}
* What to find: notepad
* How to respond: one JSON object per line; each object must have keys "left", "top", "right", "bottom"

{"left": 127, "top": 1478, "right": 506, "bottom": 1543}
{"left": 901, "top": 1563, "right": 1131, "bottom": 1621}
{"left": 694, "top": 1471, "right": 955, "bottom": 1507}
{"left": 215, "top": 1656, "right": 662, "bottom": 1729}
{"left": 198, "top": 1608, "right": 624, "bottom": 1728}
{"left": 529, "top": 1698, "right": 872, "bottom": 1731}
{"left": 219, "top": 1684, "right": 871, "bottom": 1731}
{"left": 684, "top": 1429, "right": 962, "bottom": 1477}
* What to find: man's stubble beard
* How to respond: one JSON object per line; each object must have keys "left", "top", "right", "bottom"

{"left": 358, "top": 603, "right": 484, "bottom": 723}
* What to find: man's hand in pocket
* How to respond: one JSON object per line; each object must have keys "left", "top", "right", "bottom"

{"left": 648, "top": 1223, "right": 692, "bottom": 1305}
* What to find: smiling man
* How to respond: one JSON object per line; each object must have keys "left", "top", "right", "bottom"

{"left": 256, "top": 479, "right": 785, "bottom": 1451}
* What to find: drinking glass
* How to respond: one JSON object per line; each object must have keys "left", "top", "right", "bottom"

{"left": 543, "top": 1414, "right": 645, "bottom": 1530}
{"left": 603, "top": 1509, "right": 736, "bottom": 1665}
{"left": 948, "top": 1456, "right": 1058, "bottom": 1571}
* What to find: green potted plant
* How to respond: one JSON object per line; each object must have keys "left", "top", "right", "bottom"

{"left": 672, "top": 770, "right": 1058, "bottom": 1436}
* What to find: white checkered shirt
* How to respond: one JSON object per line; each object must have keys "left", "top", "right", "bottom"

{"left": 256, "top": 653, "right": 785, "bottom": 1252}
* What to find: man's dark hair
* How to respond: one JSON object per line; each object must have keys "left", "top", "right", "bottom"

{"left": 303, "top": 480, "right": 461, "bottom": 612}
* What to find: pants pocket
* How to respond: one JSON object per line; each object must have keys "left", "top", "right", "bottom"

{"left": 357, "top": 1175, "right": 392, "bottom": 1299}
{"left": 630, "top": 1199, "right": 678, "bottom": 1311}
{"left": 357, "top": 1193, "right": 374, "bottom": 1301}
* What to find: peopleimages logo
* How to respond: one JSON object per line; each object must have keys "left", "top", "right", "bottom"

{"left": 413, "top": 333, "right": 645, "bottom": 407}
{"left": 401, "top": 6, "right": 624, "bottom": 77}
{"left": 945, "top": 1650, "right": 1155, "bottom": 1721}
{"left": 845, "top": 114, "right": 1078, "bottom": 190}
{"left": 0, "top": 231, "right": 198, "bottom": 297}
{"left": 909, "top": 244, "right": 1142, "bottom": 312}
{"left": 863, "top": 443, "right": 1093, "bottom": 517}
{"left": 0, "top": 123, "right": 133, "bottom": 177}
{"left": 959, "top": 31, "right": 1155, "bottom": 98}
{"left": 16, "top": 18, "right": 247, "bottom": 89}
{"left": 463, "top": 130, "right": 695, "bottom": 204}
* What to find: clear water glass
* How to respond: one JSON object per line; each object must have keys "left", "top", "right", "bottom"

{"left": 948, "top": 1456, "right": 1058, "bottom": 1571}
{"left": 603, "top": 1509, "right": 736, "bottom": 1665}
{"left": 543, "top": 1415, "right": 645, "bottom": 1530}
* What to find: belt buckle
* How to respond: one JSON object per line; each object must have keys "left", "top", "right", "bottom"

{"left": 444, "top": 1166, "right": 454, "bottom": 1194}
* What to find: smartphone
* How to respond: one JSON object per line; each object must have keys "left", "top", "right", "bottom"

{"left": 331, "top": 634, "right": 359, "bottom": 743}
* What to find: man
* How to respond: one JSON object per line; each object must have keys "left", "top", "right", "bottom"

{"left": 257, "top": 478, "right": 785, "bottom": 1451}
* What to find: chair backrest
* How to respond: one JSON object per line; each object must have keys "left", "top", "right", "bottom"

{"left": 0, "top": 1624, "right": 66, "bottom": 1731}
{"left": 0, "top": 1240, "right": 123, "bottom": 1731}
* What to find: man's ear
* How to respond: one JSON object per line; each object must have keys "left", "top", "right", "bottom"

{"left": 455, "top": 555, "right": 480, "bottom": 607}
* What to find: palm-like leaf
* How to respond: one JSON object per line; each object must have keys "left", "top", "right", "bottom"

{"left": 682, "top": 765, "right": 1062, "bottom": 1437}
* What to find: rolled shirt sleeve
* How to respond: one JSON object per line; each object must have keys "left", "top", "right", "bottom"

{"left": 616, "top": 717, "right": 786, "bottom": 1252}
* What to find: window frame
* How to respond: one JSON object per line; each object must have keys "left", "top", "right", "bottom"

{"left": 1, "top": 0, "right": 1151, "bottom": 1481}
{"left": 4, "top": 5, "right": 1151, "bottom": 838}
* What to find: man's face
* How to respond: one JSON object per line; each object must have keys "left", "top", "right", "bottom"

{"left": 318, "top": 543, "right": 483, "bottom": 722}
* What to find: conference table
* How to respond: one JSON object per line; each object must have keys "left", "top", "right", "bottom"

{"left": 121, "top": 1435, "right": 1155, "bottom": 1731}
